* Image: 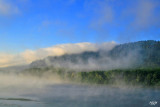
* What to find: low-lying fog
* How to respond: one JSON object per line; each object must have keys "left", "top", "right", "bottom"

{"left": 0, "top": 72, "right": 160, "bottom": 107}
{"left": 0, "top": 41, "right": 159, "bottom": 107}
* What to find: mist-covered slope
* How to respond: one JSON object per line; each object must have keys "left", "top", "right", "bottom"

{"left": 30, "top": 40, "right": 160, "bottom": 70}
{"left": 110, "top": 40, "right": 160, "bottom": 67}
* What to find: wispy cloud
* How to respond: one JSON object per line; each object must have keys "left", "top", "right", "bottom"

{"left": 83, "top": 0, "right": 160, "bottom": 42}
{"left": 118, "top": 0, "right": 160, "bottom": 42}
{"left": 125, "top": 0, "right": 160, "bottom": 30}
{"left": 0, "top": 42, "right": 116, "bottom": 67}
{"left": 85, "top": 0, "right": 114, "bottom": 29}
{"left": 0, "top": 0, "right": 20, "bottom": 16}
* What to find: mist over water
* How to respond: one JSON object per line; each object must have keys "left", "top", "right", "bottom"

{"left": 0, "top": 71, "right": 159, "bottom": 107}
{"left": 0, "top": 0, "right": 159, "bottom": 106}
{"left": 0, "top": 41, "right": 159, "bottom": 107}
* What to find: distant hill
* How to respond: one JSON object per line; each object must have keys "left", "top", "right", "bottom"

{"left": 109, "top": 40, "right": 160, "bottom": 67}
{"left": 30, "top": 51, "right": 101, "bottom": 69}
{"left": 30, "top": 40, "right": 160, "bottom": 70}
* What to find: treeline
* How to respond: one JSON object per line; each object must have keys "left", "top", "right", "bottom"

{"left": 23, "top": 67, "right": 160, "bottom": 86}
{"left": 75, "top": 69, "right": 160, "bottom": 86}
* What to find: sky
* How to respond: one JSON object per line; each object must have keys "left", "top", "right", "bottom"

{"left": 0, "top": 0, "right": 160, "bottom": 67}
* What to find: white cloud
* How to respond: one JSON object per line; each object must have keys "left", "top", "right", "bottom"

{"left": 0, "top": 42, "right": 116, "bottom": 67}
{"left": 0, "top": 53, "right": 14, "bottom": 66}
{"left": 130, "top": 0, "right": 160, "bottom": 30}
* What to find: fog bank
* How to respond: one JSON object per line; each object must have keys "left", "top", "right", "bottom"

{"left": 0, "top": 42, "right": 116, "bottom": 67}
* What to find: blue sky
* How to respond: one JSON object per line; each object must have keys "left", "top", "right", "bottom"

{"left": 0, "top": 0, "right": 160, "bottom": 53}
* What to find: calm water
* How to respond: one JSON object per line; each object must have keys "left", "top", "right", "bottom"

{"left": 0, "top": 84, "right": 160, "bottom": 107}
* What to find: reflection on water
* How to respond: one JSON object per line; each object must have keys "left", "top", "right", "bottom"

{"left": 0, "top": 103, "right": 20, "bottom": 107}
{"left": 0, "top": 84, "right": 160, "bottom": 107}
{"left": 0, "top": 98, "right": 35, "bottom": 101}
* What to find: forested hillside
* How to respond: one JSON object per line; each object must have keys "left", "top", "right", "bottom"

{"left": 22, "top": 40, "right": 160, "bottom": 86}
{"left": 30, "top": 40, "right": 160, "bottom": 69}
{"left": 109, "top": 40, "right": 160, "bottom": 68}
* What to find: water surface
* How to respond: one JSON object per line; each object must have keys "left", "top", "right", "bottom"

{"left": 0, "top": 84, "right": 160, "bottom": 107}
